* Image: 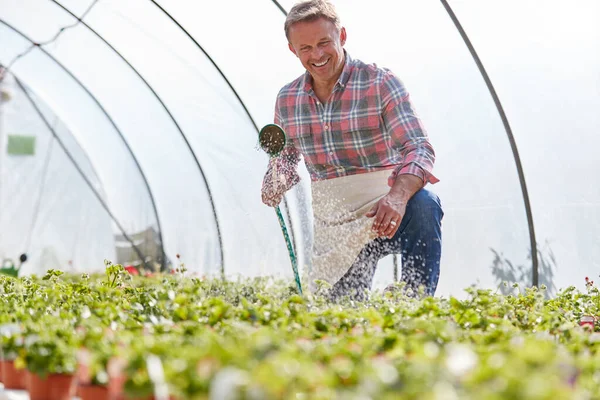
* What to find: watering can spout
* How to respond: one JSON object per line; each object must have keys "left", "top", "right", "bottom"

{"left": 259, "top": 124, "right": 287, "bottom": 157}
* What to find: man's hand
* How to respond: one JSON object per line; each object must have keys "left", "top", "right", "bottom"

{"left": 366, "top": 173, "right": 424, "bottom": 238}
{"left": 260, "top": 140, "right": 301, "bottom": 207}
{"left": 262, "top": 158, "right": 296, "bottom": 207}
{"left": 366, "top": 193, "right": 407, "bottom": 238}
{"left": 261, "top": 172, "right": 287, "bottom": 207}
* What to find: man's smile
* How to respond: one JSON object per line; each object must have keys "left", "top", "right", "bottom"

{"left": 312, "top": 58, "right": 330, "bottom": 68}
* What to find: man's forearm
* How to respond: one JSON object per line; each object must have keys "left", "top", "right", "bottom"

{"left": 389, "top": 173, "right": 424, "bottom": 203}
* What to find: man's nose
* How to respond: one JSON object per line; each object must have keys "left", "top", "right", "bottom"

{"left": 312, "top": 47, "right": 324, "bottom": 59}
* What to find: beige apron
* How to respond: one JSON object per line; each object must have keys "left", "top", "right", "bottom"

{"left": 308, "top": 169, "right": 393, "bottom": 293}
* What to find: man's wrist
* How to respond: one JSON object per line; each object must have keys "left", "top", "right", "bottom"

{"left": 389, "top": 173, "right": 423, "bottom": 202}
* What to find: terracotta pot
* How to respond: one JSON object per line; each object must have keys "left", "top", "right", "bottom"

{"left": 79, "top": 384, "right": 109, "bottom": 400}
{"left": 108, "top": 373, "right": 126, "bottom": 400}
{"left": 26, "top": 371, "right": 76, "bottom": 400}
{"left": 1, "top": 360, "right": 26, "bottom": 389}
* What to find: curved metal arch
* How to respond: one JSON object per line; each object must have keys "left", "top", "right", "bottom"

{"left": 148, "top": 0, "right": 298, "bottom": 264}
{"left": 271, "top": 0, "right": 288, "bottom": 16}
{"left": 0, "top": 19, "right": 164, "bottom": 271}
{"left": 49, "top": 0, "right": 225, "bottom": 274}
{"left": 150, "top": 1, "right": 259, "bottom": 132}
{"left": 438, "top": 0, "right": 539, "bottom": 286}
{"left": 13, "top": 74, "right": 149, "bottom": 266}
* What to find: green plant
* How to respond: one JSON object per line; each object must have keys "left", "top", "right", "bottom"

{"left": 3, "top": 268, "right": 600, "bottom": 398}
{"left": 22, "top": 335, "right": 78, "bottom": 377}
{"left": 0, "top": 323, "right": 23, "bottom": 361}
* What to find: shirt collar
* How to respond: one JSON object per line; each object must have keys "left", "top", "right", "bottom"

{"left": 302, "top": 50, "right": 353, "bottom": 94}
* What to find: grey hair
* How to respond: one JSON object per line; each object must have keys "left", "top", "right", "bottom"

{"left": 284, "top": 0, "right": 341, "bottom": 41}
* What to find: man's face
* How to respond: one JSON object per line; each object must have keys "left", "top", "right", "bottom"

{"left": 288, "top": 18, "right": 346, "bottom": 87}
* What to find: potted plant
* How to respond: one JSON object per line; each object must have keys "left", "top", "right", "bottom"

{"left": 22, "top": 328, "right": 78, "bottom": 400}
{"left": 76, "top": 326, "right": 121, "bottom": 400}
{"left": 0, "top": 323, "right": 26, "bottom": 389}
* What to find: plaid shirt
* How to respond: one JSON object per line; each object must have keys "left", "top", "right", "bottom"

{"left": 263, "top": 52, "right": 438, "bottom": 196}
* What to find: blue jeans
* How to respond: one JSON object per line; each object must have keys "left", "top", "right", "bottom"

{"left": 328, "top": 189, "right": 443, "bottom": 301}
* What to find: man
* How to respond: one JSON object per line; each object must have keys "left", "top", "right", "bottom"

{"left": 262, "top": 0, "right": 443, "bottom": 301}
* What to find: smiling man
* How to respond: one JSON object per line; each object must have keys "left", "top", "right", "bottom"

{"left": 261, "top": 0, "right": 444, "bottom": 301}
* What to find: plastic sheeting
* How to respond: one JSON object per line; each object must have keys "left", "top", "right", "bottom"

{"left": 0, "top": 0, "right": 598, "bottom": 297}
{"left": 0, "top": 73, "right": 115, "bottom": 274}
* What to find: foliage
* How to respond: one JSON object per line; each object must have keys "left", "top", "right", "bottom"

{"left": 1, "top": 268, "right": 600, "bottom": 399}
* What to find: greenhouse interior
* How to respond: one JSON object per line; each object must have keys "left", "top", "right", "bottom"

{"left": 0, "top": 0, "right": 599, "bottom": 398}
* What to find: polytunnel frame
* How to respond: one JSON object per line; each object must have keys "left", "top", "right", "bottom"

{"left": 0, "top": 19, "right": 165, "bottom": 272}
{"left": 49, "top": 0, "right": 228, "bottom": 274}
{"left": 270, "top": 0, "right": 540, "bottom": 286}
{"left": 439, "top": 0, "right": 539, "bottom": 286}
{"left": 147, "top": 0, "right": 299, "bottom": 261}
{"left": 58, "top": 0, "right": 299, "bottom": 274}
{"left": 2, "top": 1, "right": 300, "bottom": 277}
{"left": 12, "top": 74, "right": 150, "bottom": 266}
{"left": 2, "top": 0, "right": 540, "bottom": 284}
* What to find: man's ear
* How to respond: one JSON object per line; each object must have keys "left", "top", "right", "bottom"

{"left": 340, "top": 27, "right": 347, "bottom": 46}
{"left": 288, "top": 43, "right": 298, "bottom": 57}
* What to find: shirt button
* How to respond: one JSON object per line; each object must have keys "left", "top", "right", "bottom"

{"left": 324, "top": 125, "right": 329, "bottom": 130}
{"left": 329, "top": 151, "right": 334, "bottom": 155}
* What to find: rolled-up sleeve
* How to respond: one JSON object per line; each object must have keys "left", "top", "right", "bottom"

{"left": 380, "top": 71, "right": 439, "bottom": 186}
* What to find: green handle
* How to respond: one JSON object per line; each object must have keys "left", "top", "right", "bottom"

{"left": 275, "top": 205, "right": 302, "bottom": 294}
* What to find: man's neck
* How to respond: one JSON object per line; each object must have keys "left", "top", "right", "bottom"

{"left": 313, "top": 81, "right": 335, "bottom": 104}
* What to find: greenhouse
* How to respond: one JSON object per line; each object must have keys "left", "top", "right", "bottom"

{"left": 0, "top": 0, "right": 599, "bottom": 398}
{"left": 1, "top": 0, "right": 598, "bottom": 297}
